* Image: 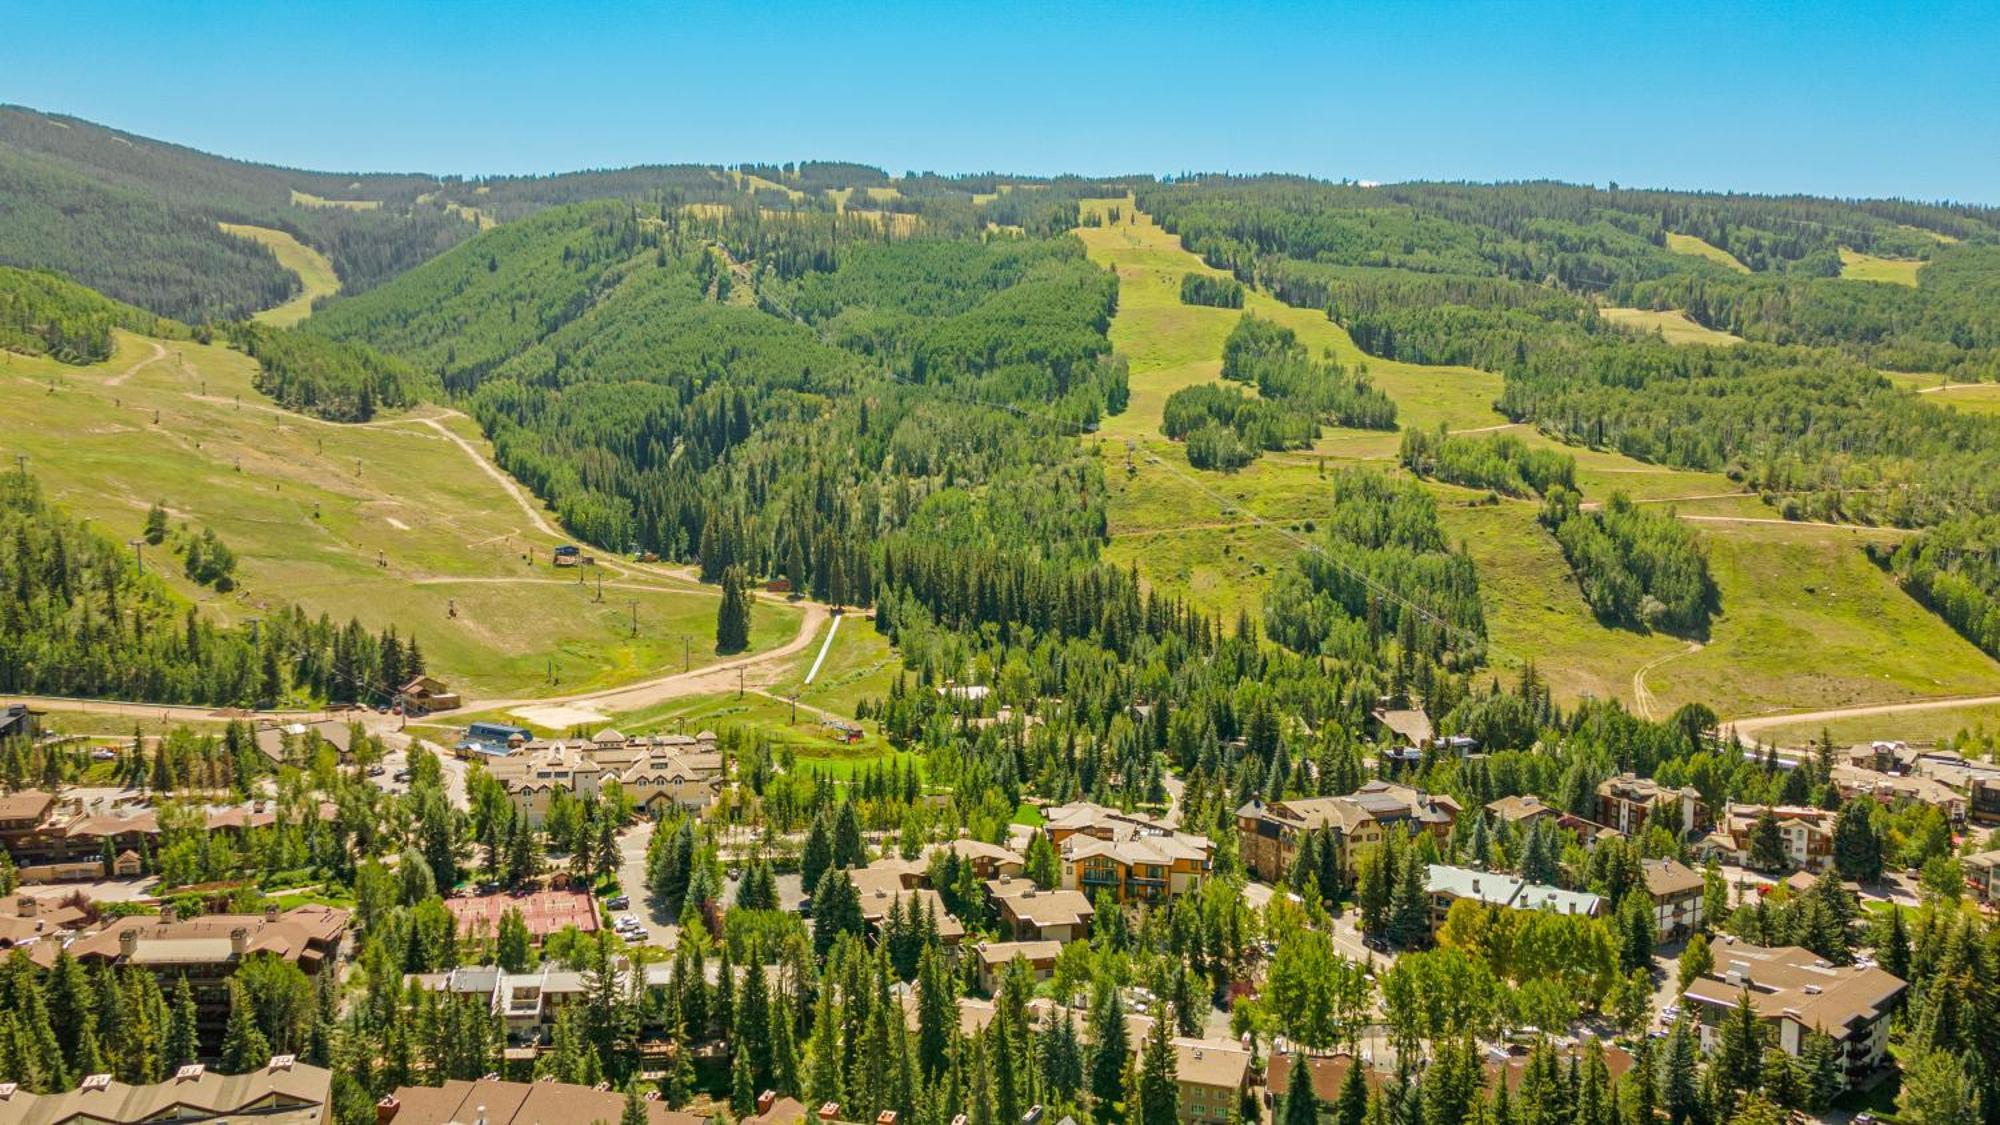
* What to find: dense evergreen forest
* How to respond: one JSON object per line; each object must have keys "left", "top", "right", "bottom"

{"left": 1398, "top": 427, "right": 1575, "bottom": 499}
{"left": 1219, "top": 315, "right": 1397, "bottom": 429}
{"left": 1539, "top": 490, "right": 1716, "bottom": 635}
{"left": 1179, "top": 272, "right": 1243, "bottom": 308}
{"left": 0, "top": 106, "right": 470, "bottom": 321}
{"left": 307, "top": 201, "right": 1126, "bottom": 592}
{"left": 1262, "top": 470, "right": 1487, "bottom": 672}
{"left": 225, "top": 323, "right": 434, "bottom": 421}
{"left": 0, "top": 266, "right": 183, "bottom": 363}
{"left": 0, "top": 470, "right": 425, "bottom": 706}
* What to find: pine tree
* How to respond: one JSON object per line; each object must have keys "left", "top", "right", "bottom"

{"left": 1883, "top": 905, "right": 1912, "bottom": 980}
{"left": 620, "top": 1087, "right": 648, "bottom": 1125}
{"left": 1659, "top": 1018, "right": 1700, "bottom": 1125}
{"left": 801, "top": 816, "right": 834, "bottom": 896}
{"left": 833, "top": 801, "right": 866, "bottom": 868}
{"left": 806, "top": 972, "right": 842, "bottom": 1109}
{"left": 1799, "top": 1032, "right": 1844, "bottom": 1111}
{"left": 1024, "top": 832, "right": 1061, "bottom": 889}
{"left": 1282, "top": 1053, "right": 1320, "bottom": 1125}
{"left": 1618, "top": 890, "right": 1656, "bottom": 971}
{"left": 1748, "top": 809, "right": 1788, "bottom": 872}
{"left": 716, "top": 565, "right": 752, "bottom": 654}
{"left": 1042, "top": 1008, "right": 1084, "bottom": 1102}
{"left": 220, "top": 979, "right": 271, "bottom": 1074}
{"left": 771, "top": 996, "right": 800, "bottom": 1096}
{"left": 731, "top": 1049, "right": 757, "bottom": 1116}
{"left": 1087, "top": 984, "right": 1129, "bottom": 1113}
{"left": 1831, "top": 801, "right": 1882, "bottom": 883}
{"left": 740, "top": 943, "right": 773, "bottom": 1086}
{"left": 1714, "top": 989, "right": 1764, "bottom": 1093}
{"left": 1388, "top": 846, "right": 1429, "bottom": 949}
{"left": 990, "top": 1012, "right": 1021, "bottom": 1125}
{"left": 916, "top": 944, "right": 955, "bottom": 1080}
{"left": 1137, "top": 1012, "right": 1178, "bottom": 1125}
{"left": 1334, "top": 1051, "right": 1368, "bottom": 1125}
{"left": 166, "top": 975, "right": 200, "bottom": 1069}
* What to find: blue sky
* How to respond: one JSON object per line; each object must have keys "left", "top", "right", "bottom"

{"left": 7, "top": 0, "right": 1997, "bottom": 202}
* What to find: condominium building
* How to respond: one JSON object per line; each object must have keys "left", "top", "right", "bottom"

{"left": 1681, "top": 941, "right": 1905, "bottom": 1087}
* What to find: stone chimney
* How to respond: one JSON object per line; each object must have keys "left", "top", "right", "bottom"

{"left": 16, "top": 896, "right": 36, "bottom": 918}
{"left": 230, "top": 927, "right": 249, "bottom": 957}
{"left": 757, "top": 1092, "right": 777, "bottom": 1115}
{"left": 375, "top": 1095, "right": 400, "bottom": 1125}
{"left": 160, "top": 905, "right": 177, "bottom": 924}
{"left": 265, "top": 905, "right": 281, "bottom": 923}
{"left": 878, "top": 1112, "right": 899, "bottom": 1125}
{"left": 119, "top": 928, "right": 140, "bottom": 958}
{"left": 818, "top": 1103, "right": 841, "bottom": 1122}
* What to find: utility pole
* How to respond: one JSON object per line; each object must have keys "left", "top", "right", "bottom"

{"left": 683, "top": 635, "right": 691, "bottom": 673}
{"left": 13, "top": 453, "right": 26, "bottom": 477}
{"left": 127, "top": 538, "right": 145, "bottom": 574}
{"left": 629, "top": 600, "right": 638, "bottom": 638}
{"left": 737, "top": 667, "right": 744, "bottom": 699}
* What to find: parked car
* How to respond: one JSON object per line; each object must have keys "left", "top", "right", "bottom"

{"left": 393, "top": 770, "right": 411, "bottom": 782}
{"left": 367, "top": 765, "right": 386, "bottom": 776}
{"left": 606, "top": 895, "right": 630, "bottom": 909}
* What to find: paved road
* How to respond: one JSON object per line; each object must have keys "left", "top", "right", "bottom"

{"left": 614, "top": 820, "right": 679, "bottom": 948}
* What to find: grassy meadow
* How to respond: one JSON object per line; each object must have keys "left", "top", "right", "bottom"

{"left": 1840, "top": 247, "right": 1924, "bottom": 286}
{"left": 288, "top": 189, "right": 381, "bottom": 211}
{"left": 0, "top": 330, "right": 800, "bottom": 700}
{"left": 1598, "top": 306, "right": 1743, "bottom": 347}
{"left": 219, "top": 222, "right": 341, "bottom": 327}
{"left": 1067, "top": 198, "right": 2000, "bottom": 720}
{"left": 1918, "top": 382, "right": 2000, "bottom": 418}
{"left": 1664, "top": 232, "right": 1750, "bottom": 272}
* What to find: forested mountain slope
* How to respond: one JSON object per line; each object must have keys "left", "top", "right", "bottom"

{"left": 307, "top": 202, "right": 1128, "bottom": 591}
{"left": 0, "top": 469, "right": 418, "bottom": 707}
{"left": 1134, "top": 178, "right": 2000, "bottom": 668}
{"left": 0, "top": 106, "right": 470, "bottom": 321}
{"left": 0, "top": 265, "right": 184, "bottom": 362}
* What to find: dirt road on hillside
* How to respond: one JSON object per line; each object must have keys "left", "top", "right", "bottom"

{"left": 466, "top": 600, "right": 832, "bottom": 713}
{"left": 413, "top": 415, "right": 562, "bottom": 538}
{"left": 1722, "top": 694, "right": 2000, "bottom": 739}
{"left": 104, "top": 340, "right": 168, "bottom": 387}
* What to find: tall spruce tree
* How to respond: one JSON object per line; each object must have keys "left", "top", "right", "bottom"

{"left": 1282, "top": 1053, "right": 1320, "bottom": 1125}
{"left": 1136, "top": 1013, "right": 1178, "bottom": 1125}
{"left": 1087, "top": 983, "right": 1129, "bottom": 1113}
{"left": 716, "top": 565, "right": 752, "bottom": 654}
